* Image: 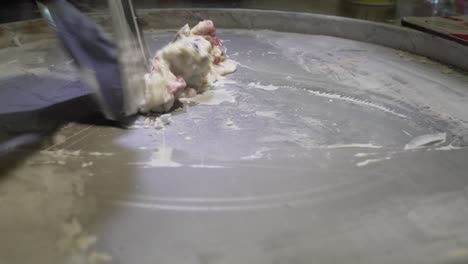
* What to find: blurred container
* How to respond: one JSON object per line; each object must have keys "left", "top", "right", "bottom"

{"left": 346, "top": 0, "right": 396, "bottom": 6}
{"left": 397, "top": 0, "right": 462, "bottom": 18}
{"left": 456, "top": 0, "right": 468, "bottom": 14}
{"left": 340, "top": 0, "right": 396, "bottom": 22}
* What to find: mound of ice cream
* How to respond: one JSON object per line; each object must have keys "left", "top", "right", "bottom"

{"left": 139, "top": 20, "right": 237, "bottom": 113}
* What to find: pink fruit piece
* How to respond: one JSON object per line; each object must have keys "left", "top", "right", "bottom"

{"left": 203, "top": 20, "right": 216, "bottom": 36}
{"left": 194, "top": 20, "right": 216, "bottom": 36}
{"left": 168, "top": 77, "right": 186, "bottom": 94}
{"left": 212, "top": 36, "right": 223, "bottom": 48}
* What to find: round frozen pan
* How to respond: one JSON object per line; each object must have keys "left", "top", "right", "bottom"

{"left": 0, "top": 9, "right": 468, "bottom": 264}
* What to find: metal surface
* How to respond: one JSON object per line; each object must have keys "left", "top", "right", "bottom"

{"left": 1, "top": 9, "right": 468, "bottom": 264}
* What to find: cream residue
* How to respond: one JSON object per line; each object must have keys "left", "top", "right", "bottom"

{"left": 248, "top": 82, "right": 279, "bottom": 91}
{"left": 404, "top": 133, "right": 447, "bottom": 150}
{"left": 356, "top": 157, "right": 391, "bottom": 167}
{"left": 88, "top": 152, "right": 115, "bottom": 157}
{"left": 434, "top": 144, "right": 465, "bottom": 151}
{"left": 324, "top": 143, "right": 383, "bottom": 149}
{"left": 134, "top": 147, "right": 181, "bottom": 168}
{"left": 354, "top": 152, "right": 378, "bottom": 157}
{"left": 308, "top": 90, "right": 407, "bottom": 119}
{"left": 241, "top": 148, "right": 271, "bottom": 160}
{"left": 181, "top": 88, "right": 236, "bottom": 105}
{"left": 189, "top": 164, "right": 225, "bottom": 168}
{"left": 213, "top": 78, "right": 237, "bottom": 87}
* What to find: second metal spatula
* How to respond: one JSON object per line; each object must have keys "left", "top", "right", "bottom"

{"left": 36, "top": 0, "right": 148, "bottom": 121}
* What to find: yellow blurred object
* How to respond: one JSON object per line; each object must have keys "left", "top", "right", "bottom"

{"left": 447, "top": 248, "right": 468, "bottom": 259}
{"left": 346, "top": 0, "right": 396, "bottom": 5}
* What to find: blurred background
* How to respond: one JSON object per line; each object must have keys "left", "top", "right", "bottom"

{"left": 1, "top": 0, "right": 467, "bottom": 24}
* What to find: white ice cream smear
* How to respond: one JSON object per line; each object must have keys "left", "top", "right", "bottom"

{"left": 308, "top": 90, "right": 407, "bottom": 119}
{"left": 324, "top": 144, "right": 383, "bottom": 149}
{"left": 184, "top": 89, "right": 236, "bottom": 105}
{"left": 356, "top": 157, "right": 391, "bottom": 167}
{"left": 134, "top": 147, "right": 181, "bottom": 168}
{"left": 248, "top": 82, "right": 279, "bottom": 91}
{"left": 404, "top": 133, "right": 446, "bottom": 150}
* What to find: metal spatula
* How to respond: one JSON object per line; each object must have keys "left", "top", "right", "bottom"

{"left": 36, "top": 0, "right": 148, "bottom": 122}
